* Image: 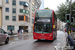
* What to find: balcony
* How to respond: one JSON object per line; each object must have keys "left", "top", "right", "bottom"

{"left": 20, "top": 1, "right": 29, "bottom": 7}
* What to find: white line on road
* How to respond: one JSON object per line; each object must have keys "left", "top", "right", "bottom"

{"left": 13, "top": 35, "right": 18, "bottom": 36}
{"left": 57, "top": 43, "right": 60, "bottom": 46}
{"left": 54, "top": 46, "right": 58, "bottom": 50}
{"left": 54, "top": 43, "right": 60, "bottom": 50}
{"left": 9, "top": 42, "right": 15, "bottom": 45}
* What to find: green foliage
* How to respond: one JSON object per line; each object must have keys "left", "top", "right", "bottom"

{"left": 71, "top": 2, "right": 75, "bottom": 17}
{"left": 56, "top": 1, "right": 75, "bottom": 27}
{"left": 72, "top": 24, "right": 75, "bottom": 28}
{"left": 66, "top": 0, "right": 69, "bottom": 2}
{"left": 56, "top": 1, "right": 75, "bottom": 22}
{"left": 56, "top": 3, "right": 70, "bottom": 22}
{"left": 45, "top": 7, "right": 50, "bottom": 9}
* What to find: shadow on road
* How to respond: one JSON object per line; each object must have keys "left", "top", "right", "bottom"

{"left": 34, "top": 40, "right": 54, "bottom": 43}
{"left": 0, "top": 43, "right": 7, "bottom": 46}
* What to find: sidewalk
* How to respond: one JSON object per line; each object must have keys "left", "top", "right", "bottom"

{"left": 9, "top": 32, "right": 33, "bottom": 40}
{"left": 64, "top": 32, "right": 75, "bottom": 50}
{"left": 9, "top": 32, "right": 33, "bottom": 37}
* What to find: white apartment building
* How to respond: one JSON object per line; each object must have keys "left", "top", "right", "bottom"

{"left": 0, "top": 0, "right": 41, "bottom": 33}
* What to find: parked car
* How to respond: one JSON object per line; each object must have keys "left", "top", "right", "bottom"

{"left": 0, "top": 28, "right": 9, "bottom": 44}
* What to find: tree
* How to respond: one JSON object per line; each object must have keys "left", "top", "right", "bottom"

{"left": 66, "top": 0, "right": 75, "bottom": 17}
{"left": 56, "top": 0, "right": 75, "bottom": 22}
{"left": 45, "top": 7, "right": 50, "bottom": 9}
{"left": 71, "top": 2, "right": 75, "bottom": 17}
{"left": 72, "top": 24, "right": 75, "bottom": 28}
{"left": 56, "top": 1, "right": 75, "bottom": 28}
{"left": 66, "top": 0, "right": 69, "bottom": 2}
{"left": 56, "top": 3, "right": 70, "bottom": 22}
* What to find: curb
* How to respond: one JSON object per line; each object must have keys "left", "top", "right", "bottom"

{"left": 9, "top": 33, "right": 33, "bottom": 37}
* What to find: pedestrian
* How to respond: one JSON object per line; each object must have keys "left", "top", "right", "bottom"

{"left": 22, "top": 29, "right": 23, "bottom": 33}
{"left": 10, "top": 29, "right": 13, "bottom": 35}
{"left": 17, "top": 30, "right": 19, "bottom": 35}
{"left": 65, "top": 29, "right": 66, "bottom": 32}
{"left": 19, "top": 29, "right": 22, "bottom": 35}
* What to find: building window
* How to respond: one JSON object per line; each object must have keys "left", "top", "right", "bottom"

{"left": 20, "top": 9, "right": 23, "bottom": 13}
{"left": 32, "top": 2, "right": 35, "bottom": 6}
{"left": 5, "top": 8, "right": 9, "bottom": 12}
{"left": 19, "top": 1, "right": 29, "bottom": 7}
{"left": 19, "top": 16, "right": 24, "bottom": 21}
{"left": 19, "top": 1, "right": 24, "bottom": 5}
{"left": 26, "top": 10, "right": 29, "bottom": 14}
{"left": 32, "top": 19, "right": 34, "bottom": 23}
{"left": 12, "top": 16, "right": 16, "bottom": 21}
{"left": 23, "top": 10, "right": 25, "bottom": 13}
{"left": 26, "top": 16, "right": 28, "bottom": 21}
{"left": 20, "top": 9, "right": 29, "bottom": 13}
{"left": 6, "top": 0, "right": 9, "bottom": 3}
{"left": 7, "top": 26, "right": 14, "bottom": 30}
{"left": 12, "top": 8, "right": 16, "bottom": 13}
{"left": 12, "top": 0, "right": 16, "bottom": 5}
{"left": 19, "top": 15, "right": 29, "bottom": 21}
{"left": 5, "top": 16, "right": 9, "bottom": 20}
{"left": 32, "top": 7, "right": 35, "bottom": 11}
{"left": 19, "top": 9, "right": 25, "bottom": 13}
{"left": 35, "top": 5, "right": 38, "bottom": 9}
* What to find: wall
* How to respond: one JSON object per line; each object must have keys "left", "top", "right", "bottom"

{"left": 0, "top": 0, "right": 2, "bottom": 7}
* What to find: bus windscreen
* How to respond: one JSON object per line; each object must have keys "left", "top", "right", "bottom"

{"left": 34, "top": 24, "right": 52, "bottom": 33}
{"left": 35, "top": 10, "right": 52, "bottom": 17}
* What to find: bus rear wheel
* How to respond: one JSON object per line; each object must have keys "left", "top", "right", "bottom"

{"left": 51, "top": 40, "right": 54, "bottom": 42}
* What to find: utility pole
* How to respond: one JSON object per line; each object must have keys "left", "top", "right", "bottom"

{"left": 59, "top": 20, "right": 60, "bottom": 30}
{"left": 70, "top": 0, "right": 72, "bottom": 33}
{"left": 70, "top": 0, "right": 72, "bottom": 15}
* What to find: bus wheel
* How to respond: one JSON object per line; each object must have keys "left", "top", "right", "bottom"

{"left": 51, "top": 38, "right": 54, "bottom": 42}
{"left": 51, "top": 40, "right": 54, "bottom": 42}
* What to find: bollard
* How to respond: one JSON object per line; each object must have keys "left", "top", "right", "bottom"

{"left": 69, "top": 31, "right": 70, "bottom": 34}
{"left": 71, "top": 30, "right": 73, "bottom": 32}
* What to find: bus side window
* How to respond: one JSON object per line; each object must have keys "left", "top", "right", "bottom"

{"left": 54, "top": 12, "right": 57, "bottom": 20}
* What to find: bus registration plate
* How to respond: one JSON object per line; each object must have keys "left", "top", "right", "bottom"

{"left": 41, "top": 39, "right": 45, "bottom": 40}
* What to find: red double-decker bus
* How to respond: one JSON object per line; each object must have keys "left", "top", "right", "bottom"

{"left": 33, "top": 9, "right": 57, "bottom": 41}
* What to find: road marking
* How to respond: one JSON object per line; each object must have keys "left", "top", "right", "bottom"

{"left": 57, "top": 43, "right": 60, "bottom": 46}
{"left": 54, "top": 46, "right": 58, "bottom": 50}
{"left": 9, "top": 42, "right": 15, "bottom": 45}
{"left": 54, "top": 43, "right": 60, "bottom": 50}
{"left": 13, "top": 35, "right": 18, "bottom": 36}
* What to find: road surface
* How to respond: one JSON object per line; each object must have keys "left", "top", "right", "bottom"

{"left": 0, "top": 31, "right": 67, "bottom": 50}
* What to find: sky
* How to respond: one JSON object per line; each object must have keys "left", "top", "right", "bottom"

{"left": 44, "top": 0, "right": 66, "bottom": 11}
